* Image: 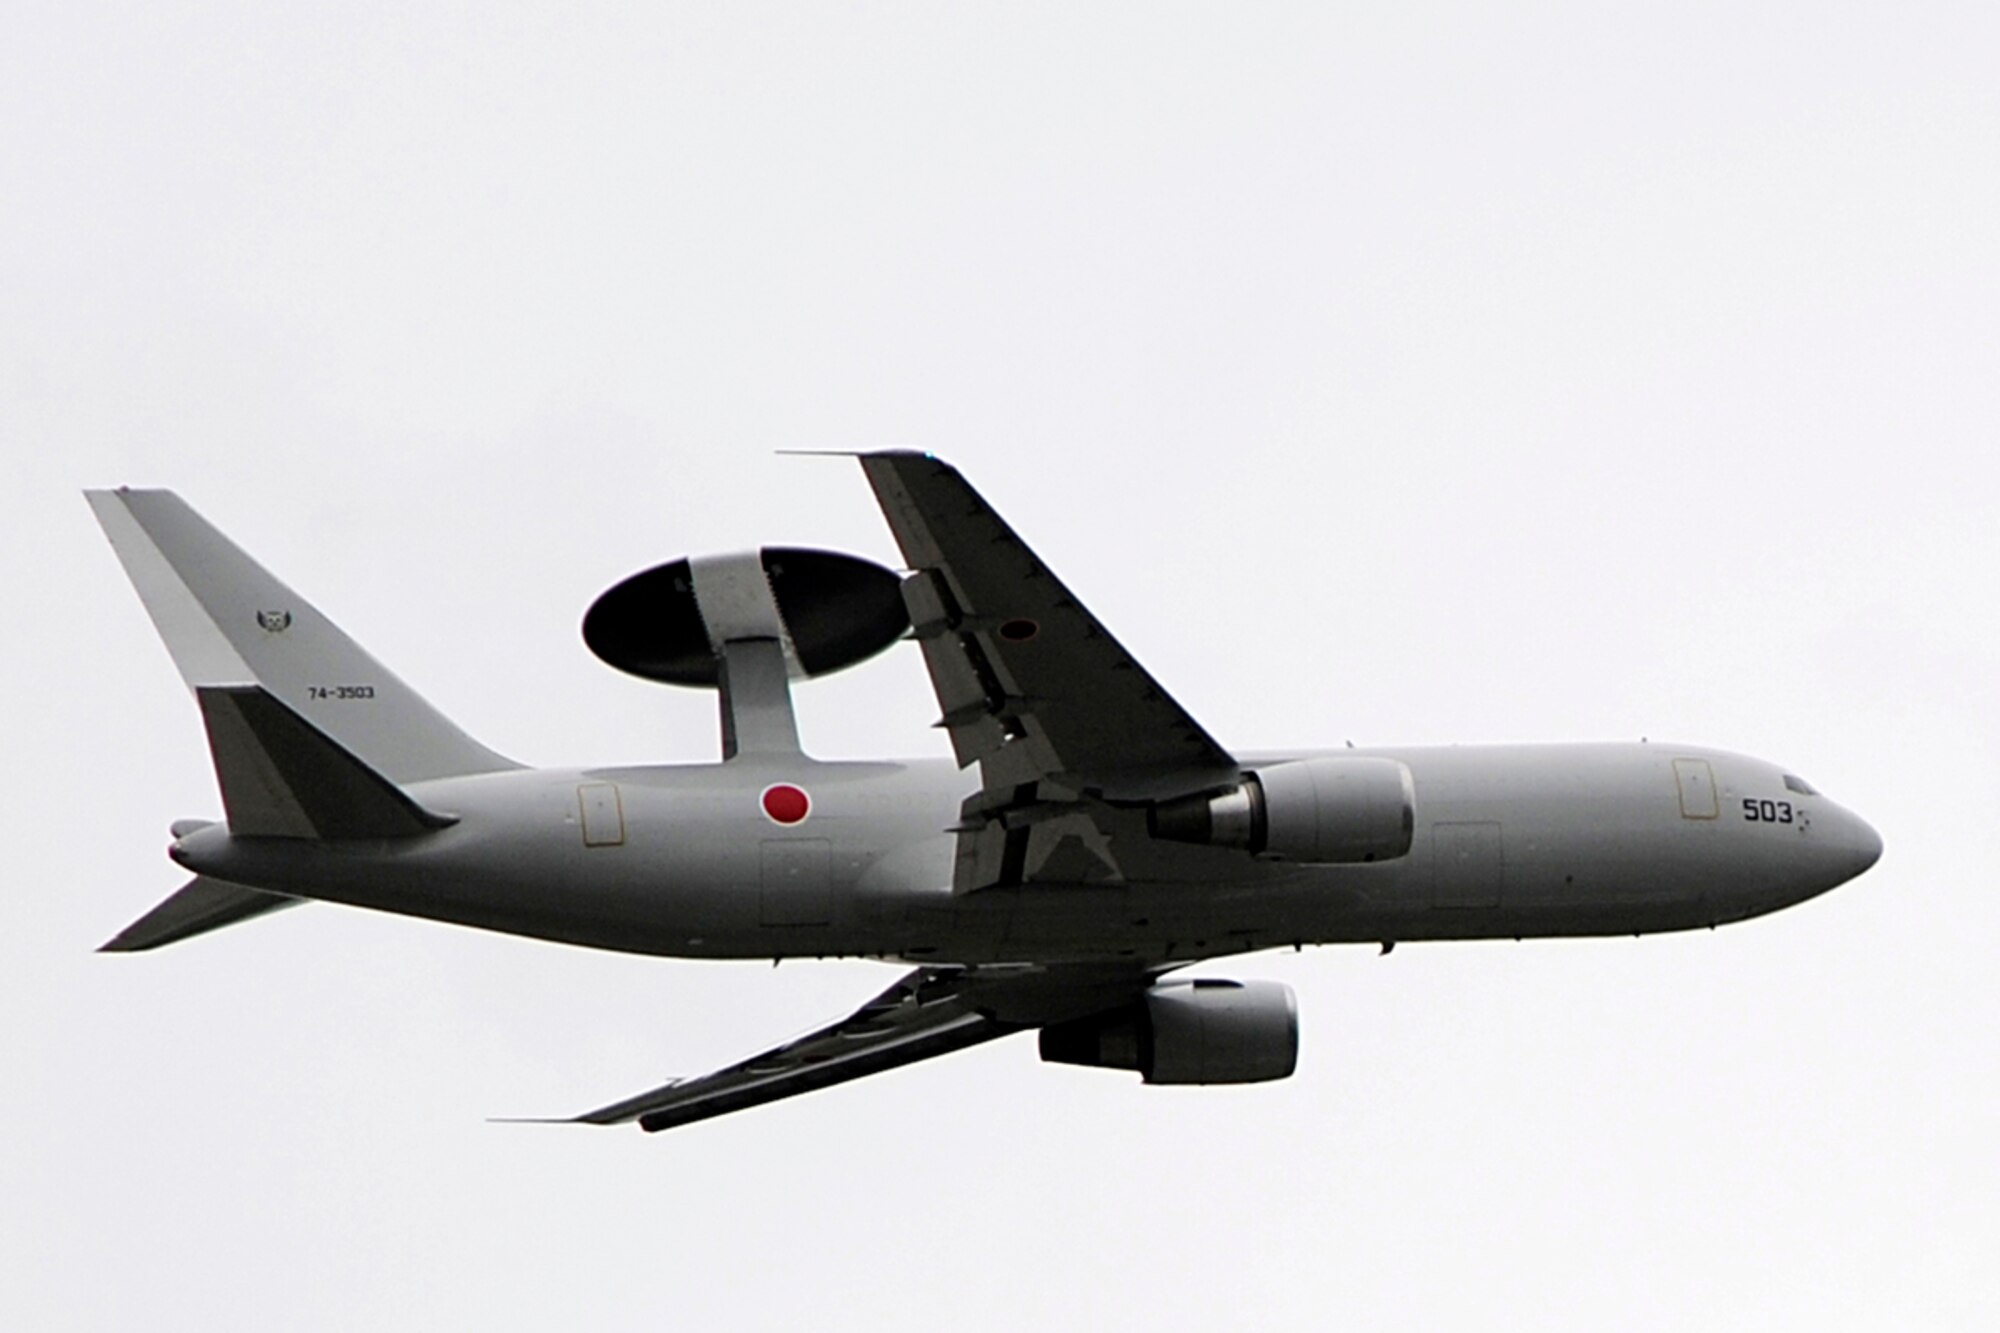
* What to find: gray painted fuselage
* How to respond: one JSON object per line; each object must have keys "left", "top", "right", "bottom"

{"left": 172, "top": 741, "right": 1882, "bottom": 967}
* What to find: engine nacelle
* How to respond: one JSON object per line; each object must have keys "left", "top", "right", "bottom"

{"left": 1150, "top": 756, "right": 1415, "bottom": 863}
{"left": 1039, "top": 979, "right": 1298, "bottom": 1085}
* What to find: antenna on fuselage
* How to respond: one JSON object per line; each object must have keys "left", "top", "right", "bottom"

{"left": 580, "top": 547, "right": 911, "bottom": 762}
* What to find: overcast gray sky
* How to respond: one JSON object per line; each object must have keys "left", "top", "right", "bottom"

{"left": 5, "top": 3, "right": 1995, "bottom": 1329}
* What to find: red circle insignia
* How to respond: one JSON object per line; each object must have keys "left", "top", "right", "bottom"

{"left": 761, "top": 783, "right": 811, "bottom": 825}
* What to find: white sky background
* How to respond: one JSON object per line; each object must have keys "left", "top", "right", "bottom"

{"left": 3, "top": 2, "right": 1995, "bottom": 1328}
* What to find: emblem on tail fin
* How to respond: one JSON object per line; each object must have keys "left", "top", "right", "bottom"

{"left": 255, "top": 609, "right": 292, "bottom": 633}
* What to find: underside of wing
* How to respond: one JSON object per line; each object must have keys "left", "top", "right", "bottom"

{"left": 99, "top": 876, "right": 303, "bottom": 952}
{"left": 560, "top": 964, "right": 1150, "bottom": 1133}
{"left": 857, "top": 452, "right": 1242, "bottom": 890}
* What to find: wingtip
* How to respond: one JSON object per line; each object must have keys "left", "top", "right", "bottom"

{"left": 775, "top": 448, "right": 947, "bottom": 464}
{"left": 97, "top": 925, "right": 159, "bottom": 952}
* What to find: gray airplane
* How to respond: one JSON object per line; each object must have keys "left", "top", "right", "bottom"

{"left": 89, "top": 453, "right": 1882, "bottom": 1132}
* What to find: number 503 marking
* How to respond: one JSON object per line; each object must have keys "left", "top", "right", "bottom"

{"left": 1742, "top": 798, "right": 1794, "bottom": 824}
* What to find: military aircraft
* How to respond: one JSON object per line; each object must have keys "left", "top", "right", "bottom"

{"left": 88, "top": 453, "right": 1882, "bottom": 1132}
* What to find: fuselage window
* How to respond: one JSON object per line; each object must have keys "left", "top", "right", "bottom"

{"left": 1782, "top": 774, "right": 1819, "bottom": 796}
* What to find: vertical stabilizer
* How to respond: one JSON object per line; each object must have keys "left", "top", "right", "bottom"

{"left": 87, "top": 489, "right": 518, "bottom": 783}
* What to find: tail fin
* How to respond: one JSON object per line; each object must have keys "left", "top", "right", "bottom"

{"left": 86, "top": 489, "right": 518, "bottom": 783}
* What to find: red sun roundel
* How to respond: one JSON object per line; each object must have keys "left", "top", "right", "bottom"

{"left": 761, "top": 783, "right": 811, "bottom": 825}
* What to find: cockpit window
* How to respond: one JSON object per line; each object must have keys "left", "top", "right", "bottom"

{"left": 1783, "top": 774, "right": 1819, "bottom": 796}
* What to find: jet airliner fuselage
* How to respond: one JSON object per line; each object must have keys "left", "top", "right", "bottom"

{"left": 168, "top": 743, "right": 1877, "bottom": 963}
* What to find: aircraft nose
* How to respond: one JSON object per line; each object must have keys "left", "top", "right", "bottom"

{"left": 1846, "top": 810, "right": 1884, "bottom": 878}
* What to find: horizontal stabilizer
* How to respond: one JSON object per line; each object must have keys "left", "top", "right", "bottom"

{"left": 198, "top": 685, "right": 455, "bottom": 839}
{"left": 100, "top": 876, "right": 302, "bottom": 952}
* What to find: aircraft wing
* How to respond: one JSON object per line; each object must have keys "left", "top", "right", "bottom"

{"left": 860, "top": 452, "right": 1237, "bottom": 798}
{"left": 858, "top": 452, "right": 1240, "bottom": 889}
{"left": 562, "top": 963, "right": 1147, "bottom": 1133}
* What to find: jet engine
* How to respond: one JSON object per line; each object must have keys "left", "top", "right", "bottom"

{"left": 1039, "top": 979, "right": 1298, "bottom": 1084}
{"left": 1150, "top": 756, "right": 1416, "bottom": 863}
